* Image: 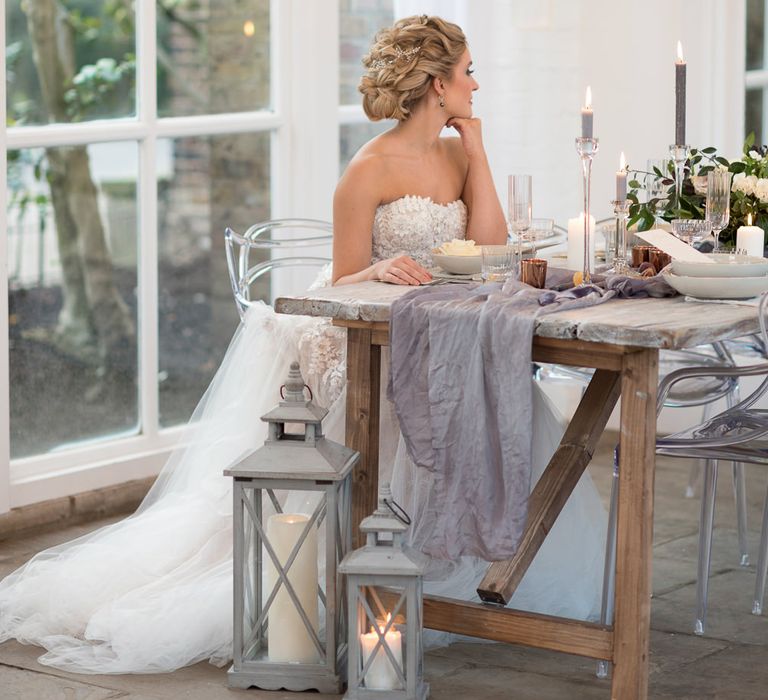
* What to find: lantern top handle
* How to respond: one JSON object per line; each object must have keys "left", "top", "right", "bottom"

{"left": 359, "top": 482, "right": 410, "bottom": 537}
{"left": 261, "top": 362, "right": 328, "bottom": 425}
{"left": 281, "top": 362, "right": 312, "bottom": 405}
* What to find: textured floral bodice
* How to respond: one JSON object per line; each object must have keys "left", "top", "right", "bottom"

{"left": 371, "top": 195, "right": 468, "bottom": 266}
{"left": 298, "top": 195, "right": 468, "bottom": 408}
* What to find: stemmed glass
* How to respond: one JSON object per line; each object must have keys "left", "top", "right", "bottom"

{"left": 705, "top": 170, "right": 732, "bottom": 253}
{"left": 646, "top": 159, "right": 670, "bottom": 225}
{"left": 509, "top": 174, "right": 532, "bottom": 266}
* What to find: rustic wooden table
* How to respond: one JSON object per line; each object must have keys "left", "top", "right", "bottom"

{"left": 276, "top": 282, "right": 760, "bottom": 700}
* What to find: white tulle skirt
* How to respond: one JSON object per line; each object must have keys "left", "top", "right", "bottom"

{"left": 0, "top": 302, "right": 606, "bottom": 674}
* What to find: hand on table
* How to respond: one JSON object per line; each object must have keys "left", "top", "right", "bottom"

{"left": 375, "top": 255, "right": 433, "bottom": 285}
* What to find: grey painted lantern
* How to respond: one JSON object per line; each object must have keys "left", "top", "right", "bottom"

{"left": 339, "top": 483, "right": 428, "bottom": 700}
{"left": 224, "top": 362, "right": 358, "bottom": 693}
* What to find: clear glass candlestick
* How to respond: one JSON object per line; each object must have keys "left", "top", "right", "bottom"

{"left": 609, "top": 198, "right": 638, "bottom": 276}
{"left": 575, "top": 137, "right": 599, "bottom": 284}
{"left": 669, "top": 144, "right": 690, "bottom": 217}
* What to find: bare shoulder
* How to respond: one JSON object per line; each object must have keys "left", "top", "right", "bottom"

{"left": 336, "top": 133, "right": 399, "bottom": 205}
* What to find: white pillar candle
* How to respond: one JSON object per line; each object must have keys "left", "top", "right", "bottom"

{"left": 736, "top": 214, "right": 764, "bottom": 258}
{"left": 567, "top": 213, "right": 596, "bottom": 272}
{"left": 266, "top": 513, "right": 319, "bottom": 663}
{"left": 360, "top": 614, "right": 403, "bottom": 690}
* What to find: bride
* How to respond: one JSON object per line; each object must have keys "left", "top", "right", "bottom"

{"left": 0, "top": 15, "right": 606, "bottom": 674}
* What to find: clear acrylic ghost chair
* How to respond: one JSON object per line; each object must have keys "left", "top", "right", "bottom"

{"left": 597, "top": 294, "right": 768, "bottom": 677}
{"left": 224, "top": 219, "right": 333, "bottom": 319}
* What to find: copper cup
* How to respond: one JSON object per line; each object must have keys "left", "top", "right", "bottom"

{"left": 520, "top": 258, "right": 548, "bottom": 289}
{"left": 631, "top": 245, "right": 653, "bottom": 267}
{"left": 650, "top": 248, "right": 672, "bottom": 271}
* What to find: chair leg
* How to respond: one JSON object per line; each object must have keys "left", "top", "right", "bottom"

{"left": 686, "top": 404, "right": 713, "bottom": 499}
{"left": 732, "top": 462, "right": 750, "bottom": 567}
{"left": 596, "top": 445, "right": 619, "bottom": 680}
{"left": 724, "top": 388, "right": 750, "bottom": 567}
{"left": 752, "top": 483, "right": 768, "bottom": 615}
{"left": 695, "top": 459, "right": 719, "bottom": 636}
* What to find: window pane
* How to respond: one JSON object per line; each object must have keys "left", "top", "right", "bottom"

{"left": 339, "top": 0, "right": 394, "bottom": 105}
{"left": 158, "top": 0, "right": 270, "bottom": 118}
{"left": 7, "top": 143, "right": 139, "bottom": 458}
{"left": 157, "top": 133, "right": 270, "bottom": 427}
{"left": 6, "top": 1, "right": 135, "bottom": 126}
{"left": 746, "top": 88, "right": 763, "bottom": 145}
{"left": 746, "top": 0, "right": 765, "bottom": 71}
{"left": 340, "top": 121, "right": 392, "bottom": 171}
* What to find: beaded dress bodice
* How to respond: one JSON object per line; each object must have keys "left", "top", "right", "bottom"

{"left": 371, "top": 195, "right": 468, "bottom": 266}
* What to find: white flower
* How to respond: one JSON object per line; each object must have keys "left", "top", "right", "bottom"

{"left": 749, "top": 149, "right": 762, "bottom": 160}
{"left": 691, "top": 175, "right": 708, "bottom": 196}
{"left": 733, "top": 173, "right": 758, "bottom": 196}
{"left": 755, "top": 178, "right": 768, "bottom": 203}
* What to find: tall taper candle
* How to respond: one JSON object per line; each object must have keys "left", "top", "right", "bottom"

{"left": 675, "top": 41, "right": 686, "bottom": 146}
{"left": 616, "top": 152, "right": 627, "bottom": 202}
{"left": 581, "top": 86, "right": 593, "bottom": 139}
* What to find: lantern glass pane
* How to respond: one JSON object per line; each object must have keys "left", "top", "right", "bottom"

{"left": 354, "top": 582, "right": 410, "bottom": 691}
{"left": 237, "top": 484, "right": 342, "bottom": 669}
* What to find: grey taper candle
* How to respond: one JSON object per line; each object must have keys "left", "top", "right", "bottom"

{"left": 616, "top": 152, "right": 627, "bottom": 201}
{"left": 581, "top": 86, "right": 593, "bottom": 139}
{"left": 675, "top": 43, "right": 686, "bottom": 146}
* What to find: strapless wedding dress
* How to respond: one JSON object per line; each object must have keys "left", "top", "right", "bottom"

{"left": 0, "top": 195, "right": 606, "bottom": 674}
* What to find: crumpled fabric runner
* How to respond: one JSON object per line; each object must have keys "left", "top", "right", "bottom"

{"left": 388, "top": 270, "right": 675, "bottom": 560}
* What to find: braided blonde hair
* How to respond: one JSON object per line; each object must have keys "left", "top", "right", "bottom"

{"left": 359, "top": 15, "right": 467, "bottom": 122}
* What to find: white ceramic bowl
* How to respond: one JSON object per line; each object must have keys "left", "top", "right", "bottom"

{"left": 431, "top": 251, "right": 482, "bottom": 275}
{"left": 662, "top": 270, "right": 768, "bottom": 299}
{"left": 671, "top": 253, "right": 768, "bottom": 278}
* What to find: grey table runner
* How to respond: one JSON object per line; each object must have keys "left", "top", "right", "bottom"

{"left": 388, "top": 272, "right": 674, "bottom": 561}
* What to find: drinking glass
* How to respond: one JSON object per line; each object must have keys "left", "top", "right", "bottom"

{"left": 481, "top": 245, "right": 514, "bottom": 282}
{"left": 706, "top": 170, "right": 733, "bottom": 252}
{"left": 529, "top": 218, "right": 554, "bottom": 240}
{"left": 671, "top": 218, "right": 711, "bottom": 247}
{"left": 646, "top": 159, "right": 670, "bottom": 224}
{"left": 509, "top": 174, "right": 532, "bottom": 261}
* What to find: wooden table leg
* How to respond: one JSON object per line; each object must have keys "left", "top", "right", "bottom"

{"left": 611, "top": 348, "right": 658, "bottom": 700}
{"left": 478, "top": 368, "right": 621, "bottom": 604}
{"left": 345, "top": 327, "right": 381, "bottom": 547}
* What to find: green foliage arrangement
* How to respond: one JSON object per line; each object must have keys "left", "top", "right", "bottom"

{"left": 627, "top": 133, "right": 767, "bottom": 248}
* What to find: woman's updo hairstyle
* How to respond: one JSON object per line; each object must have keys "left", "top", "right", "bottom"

{"left": 359, "top": 15, "right": 467, "bottom": 122}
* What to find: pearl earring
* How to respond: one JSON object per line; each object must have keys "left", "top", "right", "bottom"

{"left": 439, "top": 94, "right": 445, "bottom": 108}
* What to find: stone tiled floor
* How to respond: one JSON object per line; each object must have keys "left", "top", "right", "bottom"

{"left": 1, "top": 435, "right": 767, "bottom": 699}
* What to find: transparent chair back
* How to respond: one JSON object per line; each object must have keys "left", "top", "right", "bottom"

{"left": 225, "top": 219, "right": 333, "bottom": 320}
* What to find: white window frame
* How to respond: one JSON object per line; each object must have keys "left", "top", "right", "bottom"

{"left": 0, "top": 0, "right": 340, "bottom": 512}
{"left": 746, "top": 0, "right": 768, "bottom": 142}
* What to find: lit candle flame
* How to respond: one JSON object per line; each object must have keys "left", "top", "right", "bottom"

{"left": 619, "top": 151, "right": 626, "bottom": 171}
{"left": 243, "top": 20, "right": 255, "bottom": 37}
{"left": 749, "top": 213, "right": 753, "bottom": 226}
{"left": 379, "top": 612, "right": 392, "bottom": 633}
{"left": 677, "top": 40, "right": 684, "bottom": 63}
{"left": 584, "top": 86, "right": 592, "bottom": 110}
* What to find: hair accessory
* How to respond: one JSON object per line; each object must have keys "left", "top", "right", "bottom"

{"left": 370, "top": 45, "right": 421, "bottom": 70}
{"left": 438, "top": 94, "right": 445, "bottom": 108}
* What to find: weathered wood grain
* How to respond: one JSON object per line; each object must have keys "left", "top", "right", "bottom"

{"left": 477, "top": 368, "right": 622, "bottom": 604}
{"left": 345, "top": 328, "right": 381, "bottom": 548}
{"left": 275, "top": 281, "right": 760, "bottom": 349}
{"left": 611, "top": 349, "right": 658, "bottom": 700}
{"left": 377, "top": 589, "right": 613, "bottom": 660}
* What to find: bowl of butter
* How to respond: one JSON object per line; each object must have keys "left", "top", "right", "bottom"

{"left": 431, "top": 239, "right": 482, "bottom": 274}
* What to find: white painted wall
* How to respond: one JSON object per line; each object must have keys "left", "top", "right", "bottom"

{"left": 464, "top": 0, "right": 745, "bottom": 227}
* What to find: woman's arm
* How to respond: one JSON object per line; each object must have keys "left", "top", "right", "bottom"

{"left": 332, "top": 157, "right": 432, "bottom": 286}
{"left": 448, "top": 119, "right": 507, "bottom": 244}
